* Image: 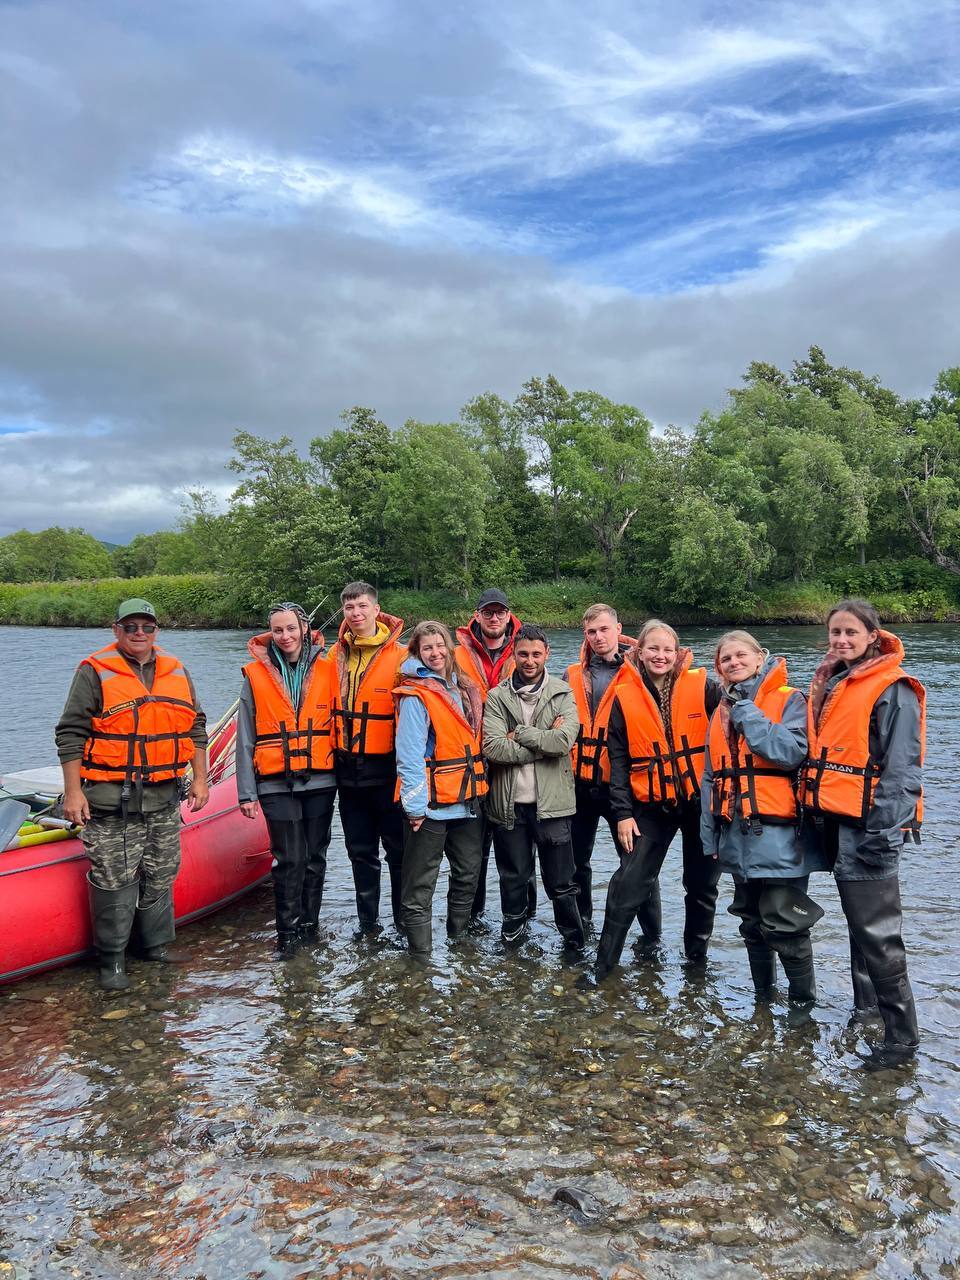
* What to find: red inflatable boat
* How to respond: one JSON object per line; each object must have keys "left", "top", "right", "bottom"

{"left": 0, "top": 716, "right": 273, "bottom": 985}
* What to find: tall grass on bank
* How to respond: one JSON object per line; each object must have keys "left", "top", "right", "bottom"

{"left": 1, "top": 562, "right": 957, "bottom": 629}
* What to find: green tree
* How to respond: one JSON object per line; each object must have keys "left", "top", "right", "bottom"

{"left": 460, "top": 391, "right": 545, "bottom": 583}
{"left": 894, "top": 372, "right": 960, "bottom": 575}
{"left": 225, "top": 431, "right": 359, "bottom": 611}
{"left": 514, "top": 375, "right": 576, "bottom": 583}
{"left": 382, "top": 422, "right": 487, "bottom": 593}
{"left": 564, "top": 391, "right": 653, "bottom": 586}
{"left": 312, "top": 406, "right": 398, "bottom": 585}
{"left": 0, "top": 527, "right": 113, "bottom": 582}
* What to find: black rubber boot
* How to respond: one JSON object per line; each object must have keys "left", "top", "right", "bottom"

{"left": 351, "top": 861, "right": 382, "bottom": 932}
{"left": 769, "top": 929, "right": 817, "bottom": 1005}
{"left": 849, "top": 932, "right": 880, "bottom": 1021}
{"left": 526, "top": 875, "right": 538, "bottom": 920}
{"left": 634, "top": 885, "right": 665, "bottom": 957}
{"left": 405, "top": 920, "right": 432, "bottom": 958}
{"left": 837, "top": 877, "right": 919, "bottom": 1063}
{"left": 388, "top": 858, "right": 405, "bottom": 933}
{"left": 744, "top": 941, "right": 778, "bottom": 1000}
{"left": 780, "top": 954, "right": 817, "bottom": 1005}
{"left": 553, "top": 892, "right": 586, "bottom": 951}
{"left": 88, "top": 874, "right": 139, "bottom": 991}
{"left": 136, "top": 887, "right": 177, "bottom": 961}
{"left": 501, "top": 913, "right": 528, "bottom": 948}
{"left": 446, "top": 912, "right": 471, "bottom": 940}
{"left": 471, "top": 846, "right": 489, "bottom": 921}
{"left": 299, "top": 867, "right": 325, "bottom": 943}
{"left": 273, "top": 931, "right": 299, "bottom": 959}
{"left": 269, "top": 819, "right": 305, "bottom": 943}
{"left": 595, "top": 914, "right": 632, "bottom": 980}
{"left": 869, "top": 974, "right": 920, "bottom": 1067}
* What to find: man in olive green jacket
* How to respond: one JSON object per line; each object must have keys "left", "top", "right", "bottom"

{"left": 482, "top": 624, "right": 585, "bottom": 949}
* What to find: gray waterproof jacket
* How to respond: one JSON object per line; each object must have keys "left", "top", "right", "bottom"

{"left": 700, "top": 655, "right": 827, "bottom": 880}
{"left": 482, "top": 673, "right": 580, "bottom": 828}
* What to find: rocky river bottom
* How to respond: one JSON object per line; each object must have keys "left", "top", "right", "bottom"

{"left": 2, "top": 847, "right": 959, "bottom": 1280}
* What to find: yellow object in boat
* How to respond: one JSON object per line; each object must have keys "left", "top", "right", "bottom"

{"left": 17, "top": 823, "right": 46, "bottom": 837}
{"left": 9, "top": 828, "right": 77, "bottom": 849}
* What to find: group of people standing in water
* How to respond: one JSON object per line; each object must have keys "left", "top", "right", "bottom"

{"left": 57, "top": 582, "right": 925, "bottom": 1071}
{"left": 234, "top": 583, "right": 924, "bottom": 1069}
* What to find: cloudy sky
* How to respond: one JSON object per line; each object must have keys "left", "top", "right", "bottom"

{"left": 2, "top": 0, "right": 958, "bottom": 541}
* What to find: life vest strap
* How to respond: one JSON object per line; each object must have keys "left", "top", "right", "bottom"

{"left": 333, "top": 703, "right": 395, "bottom": 755}
{"left": 425, "top": 745, "right": 487, "bottom": 806}
{"left": 574, "top": 726, "right": 606, "bottom": 785}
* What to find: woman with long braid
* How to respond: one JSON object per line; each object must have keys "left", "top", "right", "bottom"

{"left": 237, "top": 602, "right": 338, "bottom": 955}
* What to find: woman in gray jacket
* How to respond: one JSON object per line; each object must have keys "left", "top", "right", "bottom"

{"left": 701, "top": 631, "right": 826, "bottom": 1004}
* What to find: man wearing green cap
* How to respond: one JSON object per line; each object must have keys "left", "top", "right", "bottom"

{"left": 55, "top": 599, "right": 208, "bottom": 990}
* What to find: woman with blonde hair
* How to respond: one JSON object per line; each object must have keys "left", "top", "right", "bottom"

{"left": 393, "top": 620, "right": 487, "bottom": 957}
{"left": 701, "top": 629, "right": 825, "bottom": 1004}
{"left": 595, "top": 618, "right": 721, "bottom": 979}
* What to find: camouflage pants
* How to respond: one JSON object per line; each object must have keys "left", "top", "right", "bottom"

{"left": 81, "top": 804, "right": 182, "bottom": 900}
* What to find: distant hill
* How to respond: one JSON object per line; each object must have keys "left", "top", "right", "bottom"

{"left": 99, "top": 540, "right": 124, "bottom": 553}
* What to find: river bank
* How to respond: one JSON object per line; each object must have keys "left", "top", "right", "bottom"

{"left": 1, "top": 569, "right": 958, "bottom": 629}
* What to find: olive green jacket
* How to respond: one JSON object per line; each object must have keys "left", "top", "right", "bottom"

{"left": 481, "top": 674, "right": 580, "bottom": 828}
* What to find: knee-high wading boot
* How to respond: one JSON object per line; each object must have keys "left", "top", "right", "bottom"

{"left": 299, "top": 861, "right": 326, "bottom": 943}
{"left": 849, "top": 932, "right": 880, "bottom": 1021}
{"left": 136, "top": 887, "right": 177, "bottom": 961}
{"left": 764, "top": 918, "right": 817, "bottom": 1004}
{"left": 837, "top": 877, "right": 919, "bottom": 1064}
{"left": 404, "top": 920, "right": 432, "bottom": 959}
{"left": 744, "top": 941, "right": 778, "bottom": 1000}
{"left": 595, "top": 914, "right": 632, "bottom": 980}
{"left": 88, "top": 874, "right": 139, "bottom": 991}
{"left": 553, "top": 893, "right": 586, "bottom": 951}
{"left": 635, "top": 880, "right": 663, "bottom": 949}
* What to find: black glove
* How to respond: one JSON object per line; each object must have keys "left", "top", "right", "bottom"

{"left": 722, "top": 684, "right": 748, "bottom": 705}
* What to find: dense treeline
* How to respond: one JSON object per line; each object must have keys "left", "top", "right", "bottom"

{"left": 3, "top": 348, "right": 960, "bottom": 619}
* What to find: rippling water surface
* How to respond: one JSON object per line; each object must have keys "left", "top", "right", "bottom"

{"left": 1, "top": 624, "right": 958, "bottom": 1279}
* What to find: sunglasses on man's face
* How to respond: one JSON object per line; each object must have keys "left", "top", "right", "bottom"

{"left": 119, "top": 622, "right": 157, "bottom": 635}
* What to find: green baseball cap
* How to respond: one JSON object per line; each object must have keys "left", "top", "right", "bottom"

{"left": 115, "top": 598, "right": 159, "bottom": 623}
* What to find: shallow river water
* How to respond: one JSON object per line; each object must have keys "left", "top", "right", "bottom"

{"left": 1, "top": 623, "right": 958, "bottom": 1279}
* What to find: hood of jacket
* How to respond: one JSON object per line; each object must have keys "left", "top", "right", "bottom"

{"left": 808, "top": 628, "right": 904, "bottom": 724}
{"left": 245, "top": 629, "right": 325, "bottom": 699}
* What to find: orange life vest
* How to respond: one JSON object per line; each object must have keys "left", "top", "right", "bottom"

{"left": 566, "top": 641, "right": 638, "bottom": 786}
{"left": 393, "top": 679, "right": 488, "bottom": 807}
{"left": 800, "top": 631, "right": 926, "bottom": 828}
{"left": 615, "top": 653, "right": 708, "bottom": 804}
{"left": 243, "top": 636, "right": 335, "bottom": 779}
{"left": 332, "top": 614, "right": 406, "bottom": 756}
{"left": 79, "top": 643, "right": 197, "bottom": 785}
{"left": 707, "top": 659, "right": 799, "bottom": 827}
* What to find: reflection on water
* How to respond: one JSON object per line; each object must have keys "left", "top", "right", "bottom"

{"left": 2, "top": 624, "right": 959, "bottom": 1277}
